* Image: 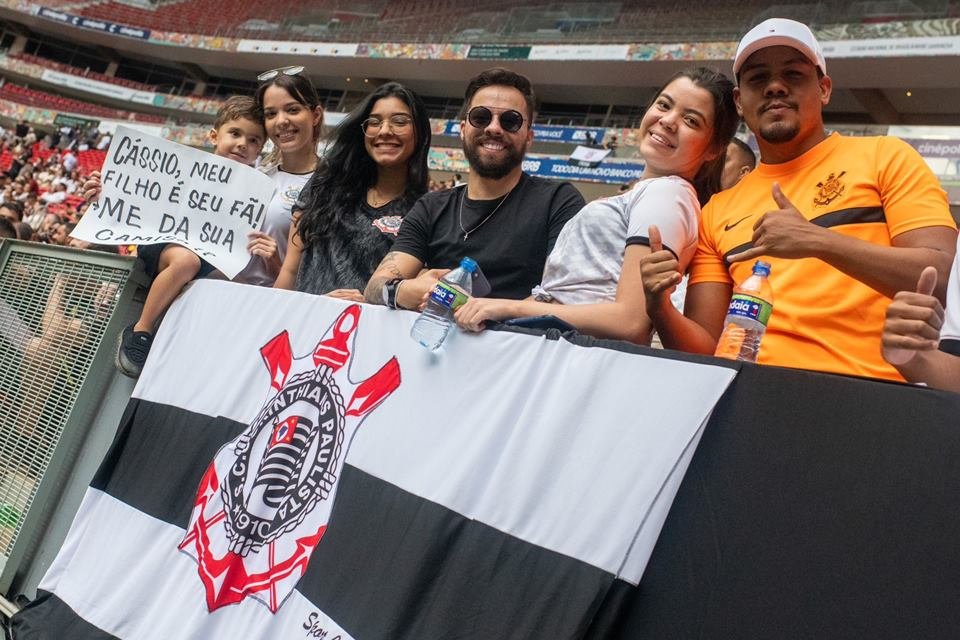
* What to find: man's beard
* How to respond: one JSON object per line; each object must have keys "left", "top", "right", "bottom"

{"left": 463, "top": 135, "right": 524, "bottom": 179}
{"left": 758, "top": 121, "right": 800, "bottom": 144}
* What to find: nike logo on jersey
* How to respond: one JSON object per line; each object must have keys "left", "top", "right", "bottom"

{"left": 724, "top": 215, "right": 752, "bottom": 231}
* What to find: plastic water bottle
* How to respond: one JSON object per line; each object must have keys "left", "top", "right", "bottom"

{"left": 411, "top": 257, "right": 478, "bottom": 350}
{"left": 714, "top": 261, "right": 774, "bottom": 363}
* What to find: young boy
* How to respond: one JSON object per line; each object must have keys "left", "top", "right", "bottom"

{"left": 93, "top": 96, "right": 266, "bottom": 377}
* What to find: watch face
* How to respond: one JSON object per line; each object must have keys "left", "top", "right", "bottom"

{"left": 382, "top": 281, "right": 392, "bottom": 306}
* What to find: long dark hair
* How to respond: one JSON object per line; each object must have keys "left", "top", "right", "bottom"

{"left": 649, "top": 67, "right": 738, "bottom": 205}
{"left": 255, "top": 73, "right": 323, "bottom": 168}
{"left": 296, "top": 82, "right": 431, "bottom": 246}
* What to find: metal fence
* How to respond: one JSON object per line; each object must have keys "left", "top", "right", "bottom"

{"left": 0, "top": 240, "right": 145, "bottom": 595}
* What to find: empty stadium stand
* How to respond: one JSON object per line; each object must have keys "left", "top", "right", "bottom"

{"left": 77, "top": 0, "right": 323, "bottom": 38}
{"left": 0, "top": 83, "right": 165, "bottom": 124}
{"left": 10, "top": 53, "right": 156, "bottom": 93}
{"left": 26, "top": 0, "right": 958, "bottom": 43}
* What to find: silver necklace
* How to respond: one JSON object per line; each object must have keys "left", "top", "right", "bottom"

{"left": 458, "top": 185, "right": 515, "bottom": 241}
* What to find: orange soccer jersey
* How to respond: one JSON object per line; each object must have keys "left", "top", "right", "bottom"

{"left": 691, "top": 133, "right": 956, "bottom": 380}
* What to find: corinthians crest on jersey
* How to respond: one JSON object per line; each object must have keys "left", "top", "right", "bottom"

{"left": 179, "top": 304, "right": 401, "bottom": 613}
{"left": 813, "top": 171, "right": 846, "bottom": 207}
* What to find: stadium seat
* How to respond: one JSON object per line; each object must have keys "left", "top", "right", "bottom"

{"left": 0, "top": 83, "right": 166, "bottom": 124}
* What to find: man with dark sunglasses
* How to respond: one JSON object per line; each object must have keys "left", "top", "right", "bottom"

{"left": 364, "top": 67, "right": 584, "bottom": 309}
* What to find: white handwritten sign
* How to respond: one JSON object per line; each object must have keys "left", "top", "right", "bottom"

{"left": 72, "top": 126, "right": 276, "bottom": 279}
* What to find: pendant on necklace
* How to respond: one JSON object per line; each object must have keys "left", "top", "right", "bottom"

{"left": 463, "top": 231, "right": 469, "bottom": 241}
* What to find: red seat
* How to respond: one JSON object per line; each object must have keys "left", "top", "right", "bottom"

{"left": 0, "top": 83, "right": 166, "bottom": 125}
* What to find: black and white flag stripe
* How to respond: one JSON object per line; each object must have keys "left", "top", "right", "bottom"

{"left": 13, "top": 280, "right": 735, "bottom": 639}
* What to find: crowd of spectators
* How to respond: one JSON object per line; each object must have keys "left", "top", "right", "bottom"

{"left": 0, "top": 121, "right": 116, "bottom": 252}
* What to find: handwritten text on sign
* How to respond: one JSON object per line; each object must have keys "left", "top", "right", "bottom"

{"left": 72, "top": 126, "right": 276, "bottom": 279}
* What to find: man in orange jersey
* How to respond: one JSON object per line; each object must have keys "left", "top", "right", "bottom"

{"left": 641, "top": 18, "right": 957, "bottom": 381}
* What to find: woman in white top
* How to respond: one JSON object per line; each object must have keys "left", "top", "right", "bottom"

{"left": 235, "top": 67, "right": 323, "bottom": 286}
{"left": 455, "top": 67, "right": 739, "bottom": 344}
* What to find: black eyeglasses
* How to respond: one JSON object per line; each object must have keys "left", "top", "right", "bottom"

{"left": 361, "top": 115, "right": 414, "bottom": 137}
{"left": 257, "top": 65, "right": 305, "bottom": 82}
{"left": 466, "top": 106, "right": 525, "bottom": 133}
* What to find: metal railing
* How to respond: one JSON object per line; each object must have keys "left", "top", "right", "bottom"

{"left": 0, "top": 240, "right": 146, "bottom": 595}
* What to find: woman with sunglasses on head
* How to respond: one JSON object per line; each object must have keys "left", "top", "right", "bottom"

{"left": 455, "top": 67, "right": 738, "bottom": 344}
{"left": 234, "top": 66, "right": 324, "bottom": 286}
{"left": 274, "top": 82, "right": 431, "bottom": 299}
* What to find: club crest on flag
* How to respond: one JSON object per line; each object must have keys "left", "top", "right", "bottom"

{"left": 179, "top": 304, "right": 401, "bottom": 613}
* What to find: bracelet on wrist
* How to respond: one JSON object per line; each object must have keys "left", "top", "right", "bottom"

{"left": 393, "top": 279, "right": 407, "bottom": 310}
{"left": 384, "top": 278, "right": 403, "bottom": 309}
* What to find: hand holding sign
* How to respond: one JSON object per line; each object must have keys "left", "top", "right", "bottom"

{"left": 882, "top": 266, "right": 944, "bottom": 366}
{"left": 727, "top": 183, "right": 825, "bottom": 263}
{"left": 82, "top": 170, "right": 102, "bottom": 203}
{"left": 246, "top": 231, "right": 278, "bottom": 260}
{"left": 72, "top": 126, "right": 276, "bottom": 279}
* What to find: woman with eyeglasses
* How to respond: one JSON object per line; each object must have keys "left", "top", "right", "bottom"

{"left": 234, "top": 66, "right": 324, "bottom": 286}
{"left": 454, "top": 67, "right": 739, "bottom": 345}
{"left": 273, "top": 82, "right": 431, "bottom": 298}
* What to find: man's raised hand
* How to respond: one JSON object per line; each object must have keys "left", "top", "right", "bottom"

{"left": 728, "top": 183, "right": 824, "bottom": 263}
{"left": 881, "top": 266, "right": 943, "bottom": 366}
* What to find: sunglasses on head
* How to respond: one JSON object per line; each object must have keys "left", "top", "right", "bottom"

{"left": 257, "top": 65, "right": 305, "bottom": 82}
{"left": 467, "top": 106, "right": 525, "bottom": 133}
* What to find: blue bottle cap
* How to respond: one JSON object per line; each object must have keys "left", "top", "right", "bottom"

{"left": 460, "top": 256, "right": 479, "bottom": 273}
{"left": 753, "top": 260, "right": 771, "bottom": 277}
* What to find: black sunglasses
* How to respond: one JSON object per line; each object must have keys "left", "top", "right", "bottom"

{"left": 467, "top": 106, "right": 525, "bottom": 133}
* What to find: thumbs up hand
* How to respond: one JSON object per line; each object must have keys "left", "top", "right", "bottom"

{"left": 640, "top": 224, "right": 682, "bottom": 307}
{"left": 916, "top": 265, "right": 939, "bottom": 297}
{"left": 881, "top": 266, "right": 944, "bottom": 366}
{"left": 727, "top": 183, "right": 825, "bottom": 263}
{"left": 649, "top": 223, "right": 664, "bottom": 254}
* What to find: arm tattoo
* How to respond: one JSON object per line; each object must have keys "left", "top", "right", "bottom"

{"left": 380, "top": 252, "right": 404, "bottom": 278}
{"left": 364, "top": 252, "right": 404, "bottom": 304}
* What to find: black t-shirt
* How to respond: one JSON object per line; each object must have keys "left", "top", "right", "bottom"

{"left": 391, "top": 174, "right": 585, "bottom": 300}
{"left": 296, "top": 198, "right": 407, "bottom": 295}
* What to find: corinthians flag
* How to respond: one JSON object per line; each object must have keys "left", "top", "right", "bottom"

{"left": 12, "top": 281, "right": 735, "bottom": 639}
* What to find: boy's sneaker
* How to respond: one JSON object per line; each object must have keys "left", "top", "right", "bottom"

{"left": 116, "top": 325, "right": 153, "bottom": 378}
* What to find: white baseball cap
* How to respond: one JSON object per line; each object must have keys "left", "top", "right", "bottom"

{"left": 733, "top": 18, "right": 826, "bottom": 76}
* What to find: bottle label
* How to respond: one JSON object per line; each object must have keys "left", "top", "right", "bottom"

{"left": 726, "top": 293, "right": 772, "bottom": 325}
{"left": 429, "top": 281, "right": 468, "bottom": 310}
